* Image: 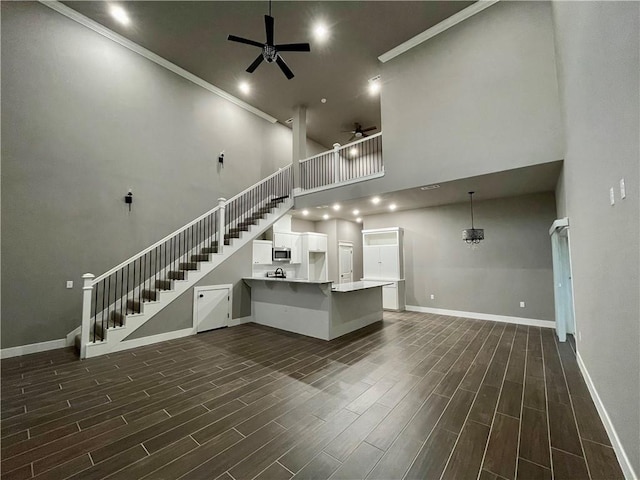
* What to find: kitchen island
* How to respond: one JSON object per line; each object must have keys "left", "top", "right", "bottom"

{"left": 242, "top": 278, "right": 392, "bottom": 340}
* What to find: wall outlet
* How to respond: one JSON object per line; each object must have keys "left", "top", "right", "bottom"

{"left": 578, "top": 331, "right": 582, "bottom": 341}
{"left": 66, "top": 281, "right": 73, "bottom": 289}
{"left": 519, "top": 301, "right": 525, "bottom": 308}
{"left": 430, "top": 294, "right": 435, "bottom": 300}
{"left": 620, "top": 178, "right": 626, "bottom": 199}
{"left": 609, "top": 187, "right": 615, "bottom": 206}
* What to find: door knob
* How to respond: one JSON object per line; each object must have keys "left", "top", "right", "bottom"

{"left": 199, "top": 294, "right": 204, "bottom": 298}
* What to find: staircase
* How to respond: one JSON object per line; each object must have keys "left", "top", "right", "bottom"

{"left": 75, "top": 166, "right": 293, "bottom": 359}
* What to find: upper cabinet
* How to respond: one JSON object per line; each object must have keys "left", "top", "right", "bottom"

{"left": 273, "top": 232, "right": 302, "bottom": 264}
{"left": 306, "top": 233, "right": 327, "bottom": 253}
{"left": 362, "top": 228, "right": 404, "bottom": 280}
{"left": 252, "top": 240, "right": 273, "bottom": 265}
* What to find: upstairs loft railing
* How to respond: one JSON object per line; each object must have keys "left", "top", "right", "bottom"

{"left": 80, "top": 165, "right": 292, "bottom": 357}
{"left": 298, "top": 132, "right": 383, "bottom": 194}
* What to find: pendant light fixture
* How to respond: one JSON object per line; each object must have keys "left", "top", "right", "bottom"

{"left": 462, "top": 191, "right": 484, "bottom": 244}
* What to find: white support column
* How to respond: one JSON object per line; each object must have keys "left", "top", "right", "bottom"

{"left": 333, "top": 143, "right": 341, "bottom": 184}
{"left": 80, "top": 273, "right": 95, "bottom": 359}
{"left": 217, "top": 197, "right": 226, "bottom": 254}
{"left": 292, "top": 105, "right": 307, "bottom": 190}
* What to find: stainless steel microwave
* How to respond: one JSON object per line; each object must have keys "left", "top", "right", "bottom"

{"left": 272, "top": 247, "right": 291, "bottom": 262}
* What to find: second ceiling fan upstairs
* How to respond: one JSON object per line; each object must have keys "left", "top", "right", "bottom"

{"left": 227, "top": 2, "right": 310, "bottom": 80}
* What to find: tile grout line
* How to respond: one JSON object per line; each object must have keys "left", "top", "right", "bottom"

{"left": 474, "top": 324, "right": 518, "bottom": 480}
{"left": 553, "top": 333, "right": 592, "bottom": 480}
{"left": 276, "top": 460, "right": 296, "bottom": 475}
{"left": 514, "top": 327, "right": 528, "bottom": 479}
{"left": 541, "top": 329, "right": 555, "bottom": 479}
{"left": 435, "top": 321, "right": 507, "bottom": 480}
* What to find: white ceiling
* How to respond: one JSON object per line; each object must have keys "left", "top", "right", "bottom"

{"left": 62, "top": 1, "right": 474, "bottom": 148}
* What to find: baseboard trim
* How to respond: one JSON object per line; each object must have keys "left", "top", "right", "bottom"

{"left": 228, "top": 316, "right": 252, "bottom": 327}
{"left": 66, "top": 326, "right": 81, "bottom": 346}
{"left": 405, "top": 305, "right": 555, "bottom": 329}
{"left": 113, "top": 328, "right": 194, "bottom": 354}
{"left": 576, "top": 352, "right": 638, "bottom": 480}
{"left": 1, "top": 339, "right": 68, "bottom": 359}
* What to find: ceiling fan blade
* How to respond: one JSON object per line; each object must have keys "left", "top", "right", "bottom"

{"left": 275, "top": 43, "right": 311, "bottom": 52}
{"left": 361, "top": 126, "right": 377, "bottom": 132}
{"left": 276, "top": 56, "right": 294, "bottom": 79}
{"left": 228, "top": 35, "right": 263, "bottom": 48}
{"left": 246, "top": 54, "right": 264, "bottom": 73}
{"left": 265, "top": 15, "right": 274, "bottom": 45}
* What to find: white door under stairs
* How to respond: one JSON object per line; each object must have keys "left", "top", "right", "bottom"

{"left": 195, "top": 285, "right": 230, "bottom": 333}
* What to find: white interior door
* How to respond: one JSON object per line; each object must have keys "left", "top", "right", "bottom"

{"left": 194, "top": 286, "right": 230, "bottom": 333}
{"left": 338, "top": 243, "right": 353, "bottom": 284}
{"left": 551, "top": 224, "right": 575, "bottom": 342}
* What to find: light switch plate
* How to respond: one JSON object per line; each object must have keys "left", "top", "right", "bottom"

{"left": 66, "top": 281, "right": 73, "bottom": 289}
{"left": 620, "top": 178, "right": 626, "bottom": 199}
{"left": 609, "top": 187, "right": 615, "bottom": 206}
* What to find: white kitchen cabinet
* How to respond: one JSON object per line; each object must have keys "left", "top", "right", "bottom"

{"left": 273, "top": 232, "right": 302, "bottom": 264}
{"left": 362, "top": 228, "right": 405, "bottom": 310}
{"left": 306, "top": 233, "right": 327, "bottom": 252}
{"left": 298, "top": 233, "right": 328, "bottom": 281}
{"left": 252, "top": 240, "right": 273, "bottom": 265}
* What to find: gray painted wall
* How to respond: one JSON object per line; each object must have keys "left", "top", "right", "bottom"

{"left": 363, "top": 193, "right": 556, "bottom": 321}
{"left": 552, "top": 1, "right": 640, "bottom": 473}
{"left": 126, "top": 241, "right": 253, "bottom": 340}
{"left": 1, "top": 3, "right": 297, "bottom": 348}
{"left": 291, "top": 218, "right": 316, "bottom": 233}
{"left": 295, "top": 1, "right": 564, "bottom": 210}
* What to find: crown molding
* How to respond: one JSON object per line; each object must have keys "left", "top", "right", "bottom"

{"left": 379, "top": 0, "right": 500, "bottom": 63}
{"left": 38, "top": 1, "right": 278, "bottom": 124}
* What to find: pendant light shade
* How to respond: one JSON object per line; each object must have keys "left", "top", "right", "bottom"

{"left": 462, "top": 191, "right": 484, "bottom": 244}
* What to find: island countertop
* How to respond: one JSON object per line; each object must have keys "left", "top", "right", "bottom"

{"left": 242, "top": 277, "right": 332, "bottom": 285}
{"left": 331, "top": 280, "right": 393, "bottom": 292}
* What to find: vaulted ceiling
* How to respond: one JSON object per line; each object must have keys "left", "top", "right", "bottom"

{"left": 63, "top": 1, "right": 474, "bottom": 148}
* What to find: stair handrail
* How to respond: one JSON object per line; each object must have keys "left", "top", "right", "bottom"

{"left": 224, "top": 163, "right": 292, "bottom": 204}
{"left": 90, "top": 203, "right": 223, "bottom": 286}
{"left": 90, "top": 164, "right": 292, "bottom": 286}
{"left": 299, "top": 132, "right": 383, "bottom": 163}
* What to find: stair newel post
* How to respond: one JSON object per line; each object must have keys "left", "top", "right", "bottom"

{"left": 333, "top": 143, "right": 341, "bottom": 185}
{"left": 217, "top": 197, "right": 226, "bottom": 254}
{"left": 80, "top": 273, "right": 95, "bottom": 359}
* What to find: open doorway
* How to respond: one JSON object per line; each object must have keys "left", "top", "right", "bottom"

{"left": 338, "top": 242, "right": 354, "bottom": 284}
{"left": 550, "top": 219, "right": 576, "bottom": 342}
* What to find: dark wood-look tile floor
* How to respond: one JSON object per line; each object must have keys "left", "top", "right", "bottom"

{"left": 1, "top": 312, "right": 625, "bottom": 480}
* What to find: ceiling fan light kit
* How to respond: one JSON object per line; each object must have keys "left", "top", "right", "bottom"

{"left": 227, "top": 0, "right": 311, "bottom": 80}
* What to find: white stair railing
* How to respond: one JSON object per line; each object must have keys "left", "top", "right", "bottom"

{"left": 79, "top": 165, "right": 293, "bottom": 357}
{"left": 297, "top": 132, "right": 384, "bottom": 194}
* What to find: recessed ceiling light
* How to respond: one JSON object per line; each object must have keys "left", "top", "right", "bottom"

{"left": 420, "top": 184, "right": 441, "bottom": 190}
{"left": 313, "top": 22, "right": 329, "bottom": 42}
{"left": 353, "top": 209, "right": 360, "bottom": 215}
{"left": 371, "top": 196, "right": 381, "bottom": 205}
{"left": 356, "top": 217, "right": 362, "bottom": 223}
{"left": 321, "top": 98, "right": 327, "bottom": 104}
{"left": 349, "top": 147, "right": 358, "bottom": 157}
{"left": 368, "top": 75, "right": 381, "bottom": 95}
{"left": 285, "top": 117, "right": 294, "bottom": 124}
{"left": 389, "top": 204, "right": 397, "bottom": 211}
{"left": 332, "top": 204, "right": 341, "bottom": 211}
{"left": 239, "top": 82, "right": 250, "bottom": 95}
{"left": 109, "top": 5, "right": 130, "bottom": 25}
{"left": 302, "top": 209, "right": 309, "bottom": 216}
{"left": 323, "top": 214, "right": 329, "bottom": 220}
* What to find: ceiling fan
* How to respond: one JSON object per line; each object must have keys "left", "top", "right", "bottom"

{"left": 343, "top": 123, "right": 378, "bottom": 142}
{"left": 227, "top": 1, "right": 310, "bottom": 80}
